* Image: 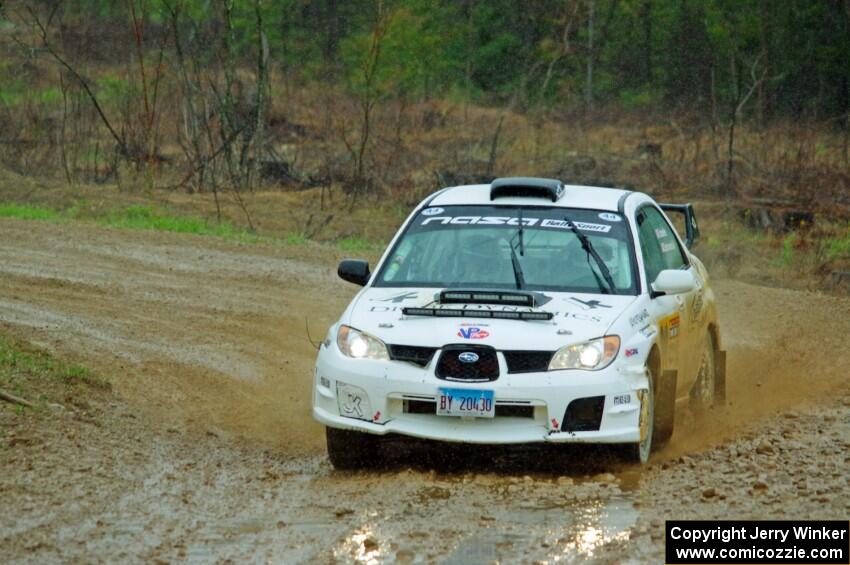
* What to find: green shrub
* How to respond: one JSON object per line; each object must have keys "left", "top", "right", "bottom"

{"left": 0, "top": 204, "right": 58, "bottom": 220}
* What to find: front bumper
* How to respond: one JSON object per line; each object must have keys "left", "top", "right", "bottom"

{"left": 313, "top": 345, "right": 649, "bottom": 445}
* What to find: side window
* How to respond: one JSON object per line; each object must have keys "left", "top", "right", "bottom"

{"left": 636, "top": 207, "right": 687, "bottom": 284}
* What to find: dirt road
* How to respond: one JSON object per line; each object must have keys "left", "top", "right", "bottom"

{"left": 1, "top": 218, "right": 849, "bottom": 563}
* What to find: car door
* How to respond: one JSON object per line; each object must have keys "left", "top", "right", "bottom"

{"left": 636, "top": 205, "right": 700, "bottom": 398}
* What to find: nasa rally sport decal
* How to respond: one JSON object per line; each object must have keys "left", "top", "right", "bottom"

{"left": 457, "top": 326, "right": 490, "bottom": 339}
{"left": 420, "top": 207, "right": 444, "bottom": 216}
{"left": 419, "top": 215, "right": 612, "bottom": 233}
{"left": 598, "top": 212, "right": 621, "bottom": 222}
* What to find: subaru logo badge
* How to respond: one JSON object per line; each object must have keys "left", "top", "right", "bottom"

{"left": 458, "top": 352, "right": 479, "bottom": 364}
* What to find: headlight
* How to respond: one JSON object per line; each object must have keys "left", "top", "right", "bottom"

{"left": 548, "top": 336, "right": 620, "bottom": 371}
{"left": 336, "top": 325, "right": 389, "bottom": 360}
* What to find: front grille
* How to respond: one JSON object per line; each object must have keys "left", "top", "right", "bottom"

{"left": 402, "top": 399, "right": 534, "bottom": 419}
{"left": 503, "top": 350, "right": 554, "bottom": 373}
{"left": 495, "top": 404, "right": 534, "bottom": 418}
{"left": 388, "top": 344, "right": 437, "bottom": 367}
{"left": 404, "top": 399, "right": 436, "bottom": 414}
{"left": 436, "top": 345, "right": 499, "bottom": 382}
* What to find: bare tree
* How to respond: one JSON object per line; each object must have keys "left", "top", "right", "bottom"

{"left": 725, "top": 52, "right": 767, "bottom": 195}
{"left": 585, "top": 0, "right": 595, "bottom": 111}
{"left": 340, "top": 1, "right": 393, "bottom": 209}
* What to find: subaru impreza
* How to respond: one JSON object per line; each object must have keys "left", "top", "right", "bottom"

{"left": 313, "top": 177, "right": 724, "bottom": 467}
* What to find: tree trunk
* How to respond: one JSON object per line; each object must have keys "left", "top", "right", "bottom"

{"left": 585, "top": 0, "right": 595, "bottom": 111}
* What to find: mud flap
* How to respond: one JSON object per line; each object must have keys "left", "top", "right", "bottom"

{"left": 715, "top": 350, "right": 727, "bottom": 406}
{"left": 654, "top": 369, "right": 677, "bottom": 445}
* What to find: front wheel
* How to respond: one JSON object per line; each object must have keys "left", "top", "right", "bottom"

{"left": 325, "top": 427, "right": 379, "bottom": 470}
{"left": 619, "top": 374, "right": 654, "bottom": 465}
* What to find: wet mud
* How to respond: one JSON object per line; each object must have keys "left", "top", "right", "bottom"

{"left": 1, "top": 218, "right": 848, "bottom": 563}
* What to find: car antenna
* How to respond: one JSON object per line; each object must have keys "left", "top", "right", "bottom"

{"left": 304, "top": 317, "right": 321, "bottom": 351}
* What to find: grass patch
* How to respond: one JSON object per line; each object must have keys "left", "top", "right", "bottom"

{"left": 0, "top": 203, "right": 59, "bottom": 220}
{"left": 100, "top": 205, "right": 253, "bottom": 239}
{"left": 824, "top": 224, "right": 850, "bottom": 260}
{"left": 0, "top": 334, "right": 106, "bottom": 390}
{"left": 0, "top": 201, "right": 302, "bottom": 245}
{"left": 282, "top": 232, "right": 308, "bottom": 245}
{"left": 337, "top": 235, "right": 382, "bottom": 253}
{"left": 0, "top": 333, "right": 109, "bottom": 414}
{"left": 779, "top": 233, "right": 796, "bottom": 267}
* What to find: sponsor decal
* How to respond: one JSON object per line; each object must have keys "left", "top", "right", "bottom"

{"left": 458, "top": 327, "right": 490, "bottom": 339}
{"left": 371, "top": 291, "right": 419, "bottom": 303}
{"left": 540, "top": 219, "right": 612, "bottom": 233}
{"left": 667, "top": 314, "right": 680, "bottom": 338}
{"left": 458, "top": 351, "right": 480, "bottom": 364}
{"left": 341, "top": 392, "right": 364, "bottom": 418}
{"left": 551, "top": 418, "right": 560, "bottom": 429}
{"left": 655, "top": 228, "right": 667, "bottom": 239}
{"left": 660, "top": 241, "right": 677, "bottom": 253}
{"left": 625, "top": 348, "right": 638, "bottom": 357}
{"left": 563, "top": 311, "right": 604, "bottom": 323}
{"left": 421, "top": 207, "right": 444, "bottom": 216}
{"left": 690, "top": 292, "right": 705, "bottom": 324}
{"left": 420, "top": 216, "right": 612, "bottom": 233}
{"left": 372, "top": 410, "right": 381, "bottom": 422}
{"left": 613, "top": 394, "right": 631, "bottom": 405}
{"left": 421, "top": 216, "right": 536, "bottom": 226}
{"left": 639, "top": 324, "right": 656, "bottom": 338}
{"left": 599, "top": 212, "right": 622, "bottom": 222}
{"left": 629, "top": 309, "right": 650, "bottom": 327}
{"left": 569, "top": 297, "right": 612, "bottom": 310}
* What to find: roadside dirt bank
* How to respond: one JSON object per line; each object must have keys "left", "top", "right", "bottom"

{"left": 1, "top": 217, "right": 848, "bottom": 563}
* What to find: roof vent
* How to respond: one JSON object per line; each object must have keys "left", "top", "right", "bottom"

{"left": 490, "top": 177, "right": 564, "bottom": 202}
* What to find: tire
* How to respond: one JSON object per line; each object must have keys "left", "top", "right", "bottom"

{"left": 619, "top": 370, "right": 654, "bottom": 465}
{"left": 690, "top": 332, "right": 717, "bottom": 413}
{"left": 654, "top": 369, "right": 677, "bottom": 445}
{"left": 325, "top": 427, "right": 379, "bottom": 470}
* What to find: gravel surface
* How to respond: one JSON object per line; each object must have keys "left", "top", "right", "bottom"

{"left": 1, "top": 218, "right": 848, "bottom": 563}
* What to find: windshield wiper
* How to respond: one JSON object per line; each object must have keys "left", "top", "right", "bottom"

{"left": 563, "top": 215, "right": 616, "bottom": 295}
{"left": 518, "top": 207, "right": 525, "bottom": 256}
{"left": 509, "top": 209, "right": 526, "bottom": 289}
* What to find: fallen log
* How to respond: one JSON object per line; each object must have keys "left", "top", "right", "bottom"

{"left": 0, "top": 389, "right": 34, "bottom": 408}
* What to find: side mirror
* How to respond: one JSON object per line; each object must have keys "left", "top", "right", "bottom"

{"left": 338, "top": 259, "right": 370, "bottom": 286}
{"left": 651, "top": 269, "right": 696, "bottom": 298}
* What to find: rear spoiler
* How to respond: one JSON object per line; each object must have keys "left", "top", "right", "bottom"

{"left": 659, "top": 203, "right": 700, "bottom": 247}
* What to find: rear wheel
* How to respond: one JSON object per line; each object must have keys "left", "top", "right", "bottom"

{"left": 690, "top": 332, "right": 717, "bottom": 413}
{"left": 325, "top": 427, "right": 379, "bottom": 470}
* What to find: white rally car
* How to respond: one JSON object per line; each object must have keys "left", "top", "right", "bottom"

{"left": 314, "top": 178, "right": 724, "bottom": 467}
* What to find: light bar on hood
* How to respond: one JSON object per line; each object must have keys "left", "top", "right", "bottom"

{"left": 439, "top": 290, "right": 536, "bottom": 307}
{"left": 402, "top": 307, "right": 553, "bottom": 321}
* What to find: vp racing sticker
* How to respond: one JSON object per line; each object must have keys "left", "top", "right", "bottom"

{"left": 457, "top": 327, "right": 490, "bottom": 339}
{"left": 599, "top": 212, "right": 621, "bottom": 222}
{"left": 421, "top": 207, "right": 444, "bottom": 216}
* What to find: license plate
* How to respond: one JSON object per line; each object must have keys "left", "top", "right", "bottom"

{"left": 436, "top": 388, "right": 495, "bottom": 418}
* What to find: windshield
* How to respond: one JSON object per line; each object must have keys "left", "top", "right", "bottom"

{"left": 374, "top": 205, "right": 637, "bottom": 295}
